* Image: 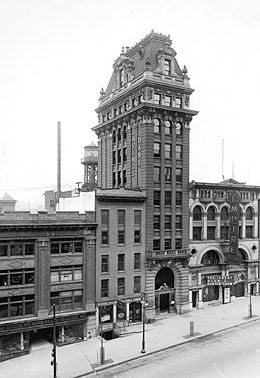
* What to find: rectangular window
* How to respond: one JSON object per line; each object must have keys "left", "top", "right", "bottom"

{"left": 165, "top": 167, "right": 172, "bottom": 182}
{"left": 101, "top": 210, "right": 109, "bottom": 245}
{"left": 154, "top": 142, "right": 161, "bottom": 158}
{"left": 154, "top": 167, "right": 160, "bottom": 182}
{"left": 118, "top": 210, "right": 125, "bottom": 244}
{"left": 175, "top": 97, "right": 182, "bottom": 108}
{"left": 164, "top": 59, "right": 171, "bottom": 75}
{"left": 207, "top": 227, "right": 216, "bottom": 240}
{"left": 117, "top": 278, "right": 125, "bottom": 296}
{"left": 165, "top": 215, "right": 171, "bottom": 230}
{"left": 101, "top": 255, "right": 109, "bottom": 273}
{"left": 193, "top": 227, "right": 202, "bottom": 241}
{"left": 221, "top": 226, "right": 229, "bottom": 240}
{"left": 164, "top": 95, "right": 171, "bottom": 106}
{"left": 101, "top": 279, "right": 109, "bottom": 298}
{"left": 153, "top": 239, "right": 160, "bottom": 250}
{"left": 246, "top": 226, "right": 253, "bottom": 238}
{"left": 134, "top": 276, "right": 141, "bottom": 294}
{"left": 153, "top": 215, "right": 160, "bottom": 230}
{"left": 60, "top": 269, "right": 73, "bottom": 282}
{"left": 176, "top": 192, "right": 182, "bottom": 206}
{"left": 123, "top": 147, "right": 127, "bottom": 162}
{"left": 176, "top": 168, "right": 182, "bottom": 183}
{"left": 118, "top": 254, "right": 125, "bottom": 271}
{"left": 0, "top": 245, "right": 8, "bottom": 256}
{"left": 176, "top": 145, "right": 182, "bottom": 160}
{"left": 165, "top": 144, "right": 171, "bottom": 159}
{"left": 154, "top": 93, "right": 161, "bottom": 105}
{"left": 165, "top": 239, "right": 171, "bottom": 250}
{"left": 118, "top": 171, "right": 121, "bottom": 187}
{"left": 134, "top": 210, "right": 141, "bottom": 244}
{"left": 123, "top": 170, "right": 127, "bottom": 186}
{"left": 134, "top": 253, "right": 141, "bottom": 270}
{"left": 113, "top": 151, "right": 116, "bottom": 165}
{"left": 165, "top": 191, "right": 172, "bottom": 206}
{"left": 175, "top": 239, "right": 182, "bottom": 249}
{"left": 176, "top": 215, "right": 182, "bottom": 230}
{"left": 154, "top": 191, "right": 161, "bottom": 206}
{"left": 118, "top": 149, "right": 121, "bottom": 164}
{"left": 5, "top": 295, "right": 35, "bottom": 318}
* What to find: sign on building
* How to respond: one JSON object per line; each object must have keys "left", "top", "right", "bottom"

{"left": 226, "top": 190, "right": 240, "bottom": 264}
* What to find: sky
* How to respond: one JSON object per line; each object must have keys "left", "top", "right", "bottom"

{"left": 1, "top": 0, "right": 260, "bottom": 210}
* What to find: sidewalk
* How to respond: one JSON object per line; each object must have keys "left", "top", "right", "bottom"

{"left": 2, "top": 295, "right": 260, "bottom": 378}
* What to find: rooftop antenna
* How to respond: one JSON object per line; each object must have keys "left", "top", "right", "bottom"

{"left": 222, "top": 139, "right": 225, "bottom": 180}
{"left": 57, "top": 121, "right": 61, "bottom": 204}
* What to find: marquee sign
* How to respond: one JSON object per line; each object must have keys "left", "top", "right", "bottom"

{"left": 207, "top": 274, "right": 243, "bottom": 286}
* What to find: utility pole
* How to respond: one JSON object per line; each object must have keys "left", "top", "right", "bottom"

{"left": 51, "top": 304, "right": 57, "bottom": 378}
{"left": 141, "top": 292, "right": 146, "bottom": 353}
{"left": 99, "top": 307, "right": 105, "bottom": 364}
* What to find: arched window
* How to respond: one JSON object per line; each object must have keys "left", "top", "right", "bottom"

{"left": 221, "top": 206, "right": 229, "bottom": 221}
{"left": 201, "top": 251, "right": 220, "bottom": 266}
{"left": 207, "top": 206, "right": 216, "bottom": 221}
{"left": 246, "top": 207, "right": 254, "bottom": 220}
{"left": 176, "top": 122, "right": 182, "bottom": 136}
{"left": 193, "top": 206, "right": 202, "bottom": 221}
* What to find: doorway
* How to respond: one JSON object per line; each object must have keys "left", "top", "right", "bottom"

{"left": 192, "top": 291, "right": 197, "bottom": 308}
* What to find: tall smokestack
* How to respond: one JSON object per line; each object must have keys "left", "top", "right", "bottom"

{"left": 57, "top": 121, "right": 61, "bottom": 202}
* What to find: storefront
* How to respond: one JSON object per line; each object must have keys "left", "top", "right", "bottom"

{"left": 0, "top": 312, "right": 91, "bottom": 361}
{"left": 98, "top": 297, "right": 142, "bottom": 332}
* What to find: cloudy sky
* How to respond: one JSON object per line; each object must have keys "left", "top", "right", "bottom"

{"left": 1, "top": 0, "right": 260, "bottom": 210}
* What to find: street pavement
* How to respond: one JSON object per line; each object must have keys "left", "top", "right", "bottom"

{"left": 2, "top": 295, "right": 260, "bottom": 378}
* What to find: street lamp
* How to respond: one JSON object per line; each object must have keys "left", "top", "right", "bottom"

{"left": 141, "top": 292, "right": 146, "bottom": 354}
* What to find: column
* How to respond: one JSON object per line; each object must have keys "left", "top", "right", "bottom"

{"left": 189, "top": 214, "right": 193, "bottom": 240}
{"left": 36, "top": 238, "right": 50, "bottom": 317}
{"left": 126, "top": 302, "right": 129, "bottom": 323}
{"left": 202, "top": 213, "right": 207, "bottom": 240}
{"left": 254, "top": 213, "right": 258, "bottom": 238}
{"left": 113, "top": 303, "right": 117, "bottom": 323}
{"left": 216, "top": 213, "right": 221, "bottom": 239}
{"left": 242, "top": 214, "right": 246, "bottom": 239}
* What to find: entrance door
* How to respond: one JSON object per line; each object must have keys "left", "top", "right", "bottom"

{"left": 160, "top": 293, "right": 170, "bottom": 312}
{"left": 192, "top": 291, "right": 197, "bottom": 308}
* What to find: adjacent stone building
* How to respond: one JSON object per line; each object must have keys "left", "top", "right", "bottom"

{"left": 0, "top": 211, "right": 96, "bottom": 361}
{"left": 189, "top": 179, "right": 260, "bottom": 310}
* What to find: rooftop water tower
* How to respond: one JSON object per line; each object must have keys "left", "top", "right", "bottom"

{"left": 81, "top": 142, "right": 98, "bottom": 191}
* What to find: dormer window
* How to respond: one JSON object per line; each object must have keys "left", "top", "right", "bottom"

{"left": 164, "top": 59, "right": 171, "bottom": 75}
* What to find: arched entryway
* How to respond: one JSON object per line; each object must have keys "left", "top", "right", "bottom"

{"left": 155, "top": 267, "right": 175, "bottom": 314}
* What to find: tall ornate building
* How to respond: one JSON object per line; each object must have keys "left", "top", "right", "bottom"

{"left": 189, "top": 179, "right": 260, "bottom": 310}
{"left": 92, "top": 30, "right": 198, "bottom": 322}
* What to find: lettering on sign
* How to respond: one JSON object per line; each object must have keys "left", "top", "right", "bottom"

{"left": 132, "top": 133, "right": 135, "bottom": 176}
{"left": 226, "top": 190, "right": 240, "bottom": 264}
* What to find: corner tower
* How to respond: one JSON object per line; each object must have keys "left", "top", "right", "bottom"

{"left": 93, "top": 31, "right": 198, "bottom": 318}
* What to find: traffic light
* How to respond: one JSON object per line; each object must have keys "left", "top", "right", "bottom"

{"left": 51, "top": 348, "right": 55, "bottom": 365}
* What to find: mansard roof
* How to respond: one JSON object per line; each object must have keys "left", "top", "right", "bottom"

{"left": 104, "top": 30, "right": 185, "bottom": 97}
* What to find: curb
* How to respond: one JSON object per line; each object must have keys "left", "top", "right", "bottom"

{"left": 87, "top": 315, "right": 260, "bottom": 376}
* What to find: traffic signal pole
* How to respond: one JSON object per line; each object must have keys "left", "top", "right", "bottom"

{"left": 51, "top": 304, "right": 57, "bottom": 378}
